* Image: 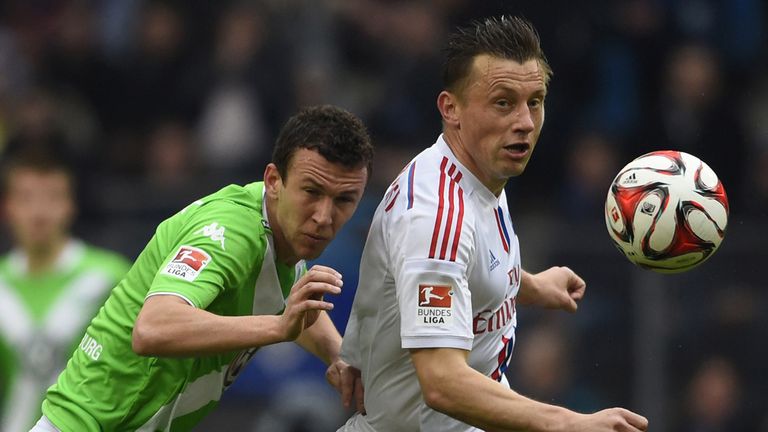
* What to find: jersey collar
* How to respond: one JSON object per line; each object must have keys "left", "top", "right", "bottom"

{"left": 435, "top": 134, "right": 502, "bottom": 206}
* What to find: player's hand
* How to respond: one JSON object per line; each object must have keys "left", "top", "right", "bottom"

{"left": 279, "top": 265, "right": 343, "bottom": 341}
{"left": 518, "top": 266, "right": 585, "bottom": 312}
{"left": 570, "top": 408, "right": 648, "bottom": 431}
{"left": 326, "top": 359, "right": 365, "bottom": 414}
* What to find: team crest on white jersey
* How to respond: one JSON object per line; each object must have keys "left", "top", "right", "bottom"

{"left": 198, "top": 222, "right": 226, "bottom": 249}
{"left": 163, "top": 246, "right": 211, "bottom": 281}
{"left": 417, "top": 284, "right": 453, "bottom": 325}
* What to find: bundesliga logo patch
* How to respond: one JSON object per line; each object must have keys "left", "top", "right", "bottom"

{"left": 417, "top": 284, "right": 453, "bottom": 325}
{"left": 163, "top": 246, "right": 211, "bottom": 282}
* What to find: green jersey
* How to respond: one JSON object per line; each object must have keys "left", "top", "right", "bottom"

{"left": 42, "top": 182, "right": 305, "bottom": 432}
{"left": 0, "top": 240, "right": 129, "bottom": 432}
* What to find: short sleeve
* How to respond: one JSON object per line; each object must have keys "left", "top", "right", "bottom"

{"left": 389, "top": 177, "right": 476, "bottom": 351}
{"left": 147, "top": 201, "right": 266, "bottom": 309}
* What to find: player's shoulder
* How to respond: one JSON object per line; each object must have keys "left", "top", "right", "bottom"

{"left": 172, "top": 183, "right": 265, "bottom": 232}
{"left": 404, "top": 146, "right": 475, "bottom": 214}
{"left": 166, "top": 183, "right": 268, "bottom": 256}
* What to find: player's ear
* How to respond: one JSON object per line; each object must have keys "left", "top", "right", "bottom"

{"left": 437, "top": 91, "right": 461, "bottom": 127}
{"left": 263, "top": 163, "right": 283, "bottom": 199}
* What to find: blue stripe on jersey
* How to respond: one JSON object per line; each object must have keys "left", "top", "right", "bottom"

{"left": 497, "top": 207, "right": 511, "bottom": 248}
{"left": 407, "top": 162, "right": 416, "bottom": 209}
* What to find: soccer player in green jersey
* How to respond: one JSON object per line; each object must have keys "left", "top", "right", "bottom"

{"left": 0, "top": 153, "right": 130, "bottom": 432}
{"left": 33, "top": 105, "right": 373, "bottom": 432}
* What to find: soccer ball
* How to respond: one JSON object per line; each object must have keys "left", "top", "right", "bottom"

{"left": 604, "top": 150, "right": 729, "bottom": 273}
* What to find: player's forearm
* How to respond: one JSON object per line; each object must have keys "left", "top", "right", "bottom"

{"left": 516, "top": 270, "right": 540, "bottom": 305}
{"left": 294, "top": 312, "right": 342, "bottom": 365}
{"left": 412, "top": 348, "right": 579, "bottom": 431}
{"left": 133, "top": 299, "right": 287, "bottom": 356}
{"left": 425, "top": 365, "right": 577, "bottom": 432}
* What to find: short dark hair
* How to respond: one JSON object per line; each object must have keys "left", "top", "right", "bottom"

{"left": 1, "top": 150, "right": 75, "bottom": 194}
{"left": 271, "top": 105, "right": 374, "bottom": 180}
{"left": 443, "top": 16, "right": 552, "bottom": 95}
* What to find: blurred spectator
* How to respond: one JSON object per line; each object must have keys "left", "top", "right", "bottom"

{"left": 38, "top": 0, "right": 115, "bottom": 136}
{"left": 194, "top": 2, "right": 287, "bottom": 179}
{"left": 0, "top": 152, "right": 129, "bottom": 431}
{"left": 641, "top": 42, "right": 746, "bottom": 206}
{"left": 673, "top": 356, "right": 751, "bottom": 432}
{"left": 332, "top": 0, "right": 445, "bottom": 147}
{"left": 510, "top": 322, "right": 605, "bottom": 414}
{"left": 559, "top": 131, "right": 622, "bottom": 221}
{"left": 98, "top": 1, "right": 192, "bottom": 177}
{"left": 3, "top": 88, "right": 87, "bottom": 168}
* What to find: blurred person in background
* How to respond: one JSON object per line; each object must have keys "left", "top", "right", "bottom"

{"left": 0, "top": 152, "right": 129, "bottom": 431}
{"left": 339, "top": 16, "right": 647, "bottom": 432}
{"left": 511, "top": 322, "right": 604, "bottom": 414}
{"left": 559, "top": 131, "right": 621, "bottom": 221}
{"left": 642, "top": 42, "right": 746, "bottom": 206}
{"left": 673, "top": 356, "right": 752, "bottom": 432}
{"left": 193, "top": 1, "right": 295, "bottom": 181}
{"left": 34, "top": 105, "right": 370, "bottom": 432}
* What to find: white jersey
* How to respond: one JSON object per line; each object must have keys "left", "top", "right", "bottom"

{"left": 340, "top": 135, "right": 521, "bottom": 432}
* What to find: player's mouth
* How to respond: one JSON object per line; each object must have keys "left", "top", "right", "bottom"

{"left": 503, "top": 143, "right": 530, "bottom": 160}
{"left": 304, "top": 233, "right": 329, "bottom": 244}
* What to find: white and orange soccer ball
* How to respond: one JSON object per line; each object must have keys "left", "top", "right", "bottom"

{"left": 604, "top": 150, "right": 729, "bottom": 273}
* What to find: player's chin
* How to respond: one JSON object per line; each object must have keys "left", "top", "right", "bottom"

{"left": 501, "top": 164, "right": 528, "bottom": 178}
{"left": 297, "top": 242, "right": 329, "bottom": 261}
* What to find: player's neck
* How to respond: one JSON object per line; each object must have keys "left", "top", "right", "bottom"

{"left": 442, "top": 130, "right": 506, "bottom": 196}
{"left": 23, "top": 236, "right": 69, "bottom": 274}
{"left": 264, "top": 195, "right": 299, "bottom": 267}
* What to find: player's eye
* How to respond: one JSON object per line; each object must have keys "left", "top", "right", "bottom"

{"left": 494, "top": 99, "right": 511, "bottom": 108}
{"left": 335, "top": 196, "right": 355, "bottom": 205}
{"left": 304, "top": 188, "right": 320, "bottom": 197}
{"left": 528, "top": 97, "right": 544, "bottom": 110}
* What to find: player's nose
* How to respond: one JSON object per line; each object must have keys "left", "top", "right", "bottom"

{"left": 512, "top": 104, "right": 535, "bottom": 134}
{"left": 311, "top": 197, "right": 334, "bottom": 226}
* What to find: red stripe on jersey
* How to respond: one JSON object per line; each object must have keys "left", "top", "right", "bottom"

{"left": 494, "top": 210, "right": 510, "bottom": 252}
{"left": 491, "top": 335, "right": 511, "bottom": 381}
{"left": 439, "top": 179, "right": 456, "bottom": 259}
{"left": 384, "top": 189, "right": 400, "bottom": 212}
{"left": 428, "top": 157, "right": 449, "bottom": 258}
{"left": 450, "top": 187, "right": 464, "bottom": 261}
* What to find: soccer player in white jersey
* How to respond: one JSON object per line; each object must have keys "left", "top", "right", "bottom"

{"left": 338, "top": 16, "right": 649, "bottom": 432}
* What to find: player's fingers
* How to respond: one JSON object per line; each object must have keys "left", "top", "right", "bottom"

{"left": 565, "top": 296, "right": 578, "bottom": 313}
{"left": 297, "top": 272, "right": 343, "bottom": 292}
{"left": 302, "top": 268, "right": 343, "bottom": 284}
{"left": 339, "top": 366, "right": 354, "bottom": 408}
{"left": 299, "top": 299, "right": 335, "bottom": 311}
{"left": 308, "top": 265, "right": 342, "bottom": 279}
{"left": 621, "top": 409, "right": 649, "bottom": 430}
{"left": 326, "top": 365, "right": 339, "bottom": 387}
{"left": 298, "top": 281, "right": 342, "bottom": 298}
{"left": 563, "top": 267, "right": 586, "bottom": 295}
{"left": 355, "top": 375, "right": 366, "bottom": 414}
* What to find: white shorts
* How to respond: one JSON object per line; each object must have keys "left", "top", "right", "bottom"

{"left": 337, "top": 413, "right": 376, "bottom": 432}
{"left": 29, "top": 416, "right": 61, "bottom": 432}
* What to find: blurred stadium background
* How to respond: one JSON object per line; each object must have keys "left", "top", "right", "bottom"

{"left": 0, "top": 0, "right": 766, "bottom": 431}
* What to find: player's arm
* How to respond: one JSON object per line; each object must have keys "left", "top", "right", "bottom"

{"left": 516, "top": 267, "right": 586, "bottom": 312}
{"left": 295, "top": 311, "right": 366, "bottom": 413}
{"left": 295, "top": 311, "right": 341, "bottom": 365}
{"left": 132, "top": 266, "right": 342, "bottom": 356}
{"left": 410, "top": 347, "right": 648, "bottom": 432}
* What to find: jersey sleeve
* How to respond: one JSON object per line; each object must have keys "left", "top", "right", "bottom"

{"left": 147, "top": 201, "right": 266, "bottom": 309}
{"left": 388, "top": 173, "right": 476, "bottom": 351}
